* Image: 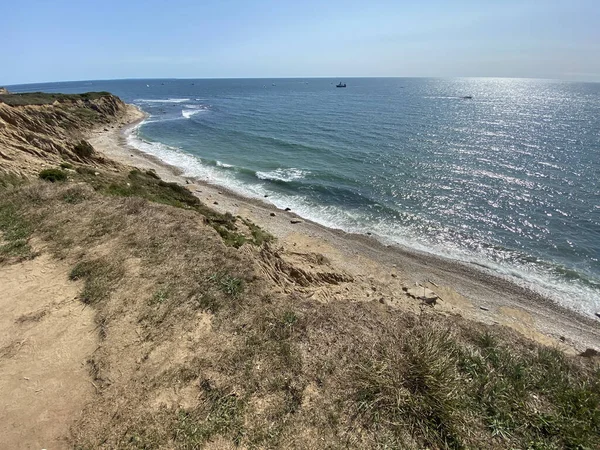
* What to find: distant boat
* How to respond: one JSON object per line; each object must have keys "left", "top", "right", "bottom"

{"left": 272, "top": 83, "right": 276, "bottom": 86}
{"left": 336, "top": 82, "right": 347, "bottom": 88}
{"left": 146, "top": 84, "right": 150, "bottom": 88}
{"left": 462, "top": 95, "right": 473, "bottom": 99}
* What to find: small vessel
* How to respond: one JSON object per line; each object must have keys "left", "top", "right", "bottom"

{"left": 336, "top": 82, "right": 346, "bottom": 88}
{"left": 462, "top": 95, "right": 473, "bottom": 99}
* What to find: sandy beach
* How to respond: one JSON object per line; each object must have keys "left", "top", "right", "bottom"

{"left": 88, "top": 104, "right": 600, "bottom": 353}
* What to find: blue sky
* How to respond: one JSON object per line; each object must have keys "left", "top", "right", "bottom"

{"left": 4, "top": 0, "right": 600, "bottom": 84}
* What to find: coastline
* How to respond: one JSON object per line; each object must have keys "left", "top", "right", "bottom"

{"left": 87, "top": 104, "right": 600, "bottom": 352}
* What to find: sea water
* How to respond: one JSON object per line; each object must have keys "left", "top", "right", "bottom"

{"left": 9, "top": 78, "right": 600, "bottom": 316}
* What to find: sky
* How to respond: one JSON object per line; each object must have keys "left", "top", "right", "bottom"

{"left": 3, "top": 0, "right": 600, "bottom": 85}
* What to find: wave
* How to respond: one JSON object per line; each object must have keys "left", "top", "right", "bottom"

{"left": 135, "top": 98, "right": 190, "bottom": 104}
{"left": 182, "top": 105, "right": 210, "bottom": 119}
{"left": 256, "top": 168, "right": 310, "bottom": 182}
{"left": 126, "top": 117, "right": 600, "bottom": 319}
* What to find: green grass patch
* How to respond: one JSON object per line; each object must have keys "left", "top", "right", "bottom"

{"left": 70, "top": 258, "right": 125, "bottom": 305}
{"left": 73, "top": 140, "right": 95, "bottom": 158}
{"left": 59, "top": 162, "right": 73, "bottom": 169}
{"left": 39, "top": 168, "right": 67, "bottom": 182}
{"left": 348, "top": 325, "right": 600, "bottom": 449}
{"left": 173, "top": 379, "right": 246, "bottom": 446}
{"left": 0, "top": 202, "right": 33, "bottom": 261}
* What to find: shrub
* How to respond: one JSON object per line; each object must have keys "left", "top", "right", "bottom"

{"left": 39, "top": 168, "right": 67, "bottom": 182}
{"left": 73, "top": 140, "right": 95, "bottom": 158}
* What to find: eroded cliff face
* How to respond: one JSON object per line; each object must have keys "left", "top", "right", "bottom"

{"left": 0, "top": 93, "right": 127, "bottom": 175}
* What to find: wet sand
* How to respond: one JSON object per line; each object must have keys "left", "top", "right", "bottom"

{"left": 87, "top": 104, "right": 600, "bottom": 353}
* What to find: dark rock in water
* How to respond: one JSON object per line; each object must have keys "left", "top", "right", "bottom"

{"left": 290, "top": 219, "right": 302, "bottom": 224}
{"left": 264, "top": 194, "right": 269, "bottom": 198}
{"left": 185, "top": 180, "right": 190, "bottom": 184}
{"left": 285, "top": 207, "right": 291, "bottom": 211}
{"left": 595, "top": 312, "right": 600, "bottom": 319}
{"left": 366, "top": 232, "right": 372, "bottom": 235}
{"left": 580, "top": 348, "right": 600, "bottom": 358}
{"left": 270, "top": 212, "right": 276, "bottom": 217}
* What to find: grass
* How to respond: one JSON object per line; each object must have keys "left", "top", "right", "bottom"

{"left": 69, "top": 258, "right": 125, "bottom": 305}
{"left": 74, "top": 167, "right": 271, "bottom": 248}
{"left": 1, "top": 171, "right": 598, "bottom": 449}
{"left": 347, "top": 324, "right": 600, "bottom": 449}
{"left": 39, "top": 168, "right": 67, "bottom": 182}
{"left": 0, "top": 91, "right": 113, "bottom": 106}
{"left": 73, "top": 140, "right": 95, "bottom": 158}
{"left": 0, "top": 202, "right": 33, "bottom": 262}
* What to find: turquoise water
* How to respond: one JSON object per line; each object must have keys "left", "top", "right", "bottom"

{"left": 9, "top": 78, "right": 600, "bottom": 315}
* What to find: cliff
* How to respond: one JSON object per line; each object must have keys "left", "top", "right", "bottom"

{"left": 0, "top": 92, "right": 127, "bottom": 175}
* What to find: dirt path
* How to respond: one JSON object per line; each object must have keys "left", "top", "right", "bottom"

{"left": 0, "top": 254, "right": 97, "bottom": 449}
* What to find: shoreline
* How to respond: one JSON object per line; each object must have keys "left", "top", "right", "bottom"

{"left": 88, "top": 104, "right": 600, "bottom": 352}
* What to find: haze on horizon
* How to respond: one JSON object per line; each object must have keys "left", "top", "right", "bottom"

{"left": 4, "top": 0, "right": 600, "bottom": 86}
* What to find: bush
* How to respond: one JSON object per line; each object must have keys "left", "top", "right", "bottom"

{"left": 39, "top": 168, "right": 67, "bottom": 182}
{"left": 73, "top": 140, "right": 95, "bottom": 158}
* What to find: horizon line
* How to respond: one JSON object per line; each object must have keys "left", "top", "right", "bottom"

{"left": 5, "top": 75, "right": 600, "bottom": 88}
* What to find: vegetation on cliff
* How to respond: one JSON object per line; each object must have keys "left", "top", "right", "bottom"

{"left": 0, "top": 91, "right": 126, "bottom": 176}
{"left": 0, "top": 166, "right": 598, "bottom": 449}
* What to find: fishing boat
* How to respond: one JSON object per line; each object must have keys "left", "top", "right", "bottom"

{"left": 336, "top": 82, "right": 346, "bottom": 88}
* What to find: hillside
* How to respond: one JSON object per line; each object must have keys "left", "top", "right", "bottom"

{"left": 0, "top": 92, "right": 127, "bottom": 176}
{"left": 0, "top": 93, "right": 598, "bottom": 449}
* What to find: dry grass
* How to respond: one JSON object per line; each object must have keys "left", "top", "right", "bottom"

{"left": 1, "top": 169, "right": 598, "bottom": 449}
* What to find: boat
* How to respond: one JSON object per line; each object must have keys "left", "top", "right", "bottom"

{"left": 336, "top": 82, "right": 346, "bottom": 88}
{"left": 462, "top": 95, "right": 473, "bottom": 99}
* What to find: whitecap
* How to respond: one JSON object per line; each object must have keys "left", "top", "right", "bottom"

{"left": 135, "top": 98, "right": 190, "bottom": 104}
{"left": 256, "top": 168, "right": 309, "bottom": 182}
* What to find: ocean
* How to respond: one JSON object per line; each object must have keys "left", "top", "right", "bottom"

{"left": 8, "top": 78, "right": 600, "bottom": 316}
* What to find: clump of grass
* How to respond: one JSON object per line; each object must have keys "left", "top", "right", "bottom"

{"left": 173, "top": 379, "right": 246, "bottom": 446}
{"left": 346, "top": 324, "right": 600, "bottom": 449}
{"left": 73, "top": 140, "right": 95, "bottom": 159}
{"left": 0, "top": 202, "right": 33, "bottom": 261}
{"left": 69, "top": 258, "right": 125, "bottom": 305}
{"left": 39, "top": 168, "right": 67, "bottom": 182}
{"left": 60, "top": 162, "right": 73, "bottom": 169}
{"left": 241, "top": 218, "right": 275, "bottom": 246}
{"left": 209, "top": 272, "right": 244, "bottom": 298}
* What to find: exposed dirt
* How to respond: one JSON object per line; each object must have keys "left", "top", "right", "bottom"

{"left": 0, "top": 253, "right": 97, "bottom": 449}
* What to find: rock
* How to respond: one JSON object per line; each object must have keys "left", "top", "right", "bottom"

{"left": 366, "top": 232, "right": 372, "bottom": 235}
{"left": 559, "top": 336, "right": 566, "bottom": 342}
{"left": 218, "top": 191, "right": 222, "bottom": 194}
{"left": 104, "top": 128, "right": 109, "bottom": 131}
{"left": 406, "top": 286, "right": 438, "bottom": 305}
{"left": 285, "top": 207, "right": 291, "bottom": 211}
{"left": 0, "top": 87, "right": 10, "bottom": 94}
{"left": 185, "top": 180, "right": 190, "bottom": 184}
{"left": 270, "top": 212, "right": 276, "bottom": 217}
{"left": 391, "top": 273, "right": 397, "bottom": 278}
{"left": 130, "top": 154, "right": 134, "bottom": 157}
{"left": 580, "top": 348, "right": 600, "bottom": 358}
{"left": 291, "top": 219, "right": 302, "bottom": 224}
{"left": 479, "top": 306, "right": 489, "bottom": 311}
{"left": 379, "top": 298, "right": 385, "bottom": 304}
{"left": 595, "top": 312, "right": 600, "bottom": 319}
{"left": 213, "top": 201, "right": 218, "bottom": 205}
{"left": 264, "top": 194, "right": 269, "bottom": 198}
{"left": 94, "top": 172, "right": 99, "bottom": 176}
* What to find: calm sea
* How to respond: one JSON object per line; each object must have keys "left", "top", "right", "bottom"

{"left": 9, "top": 78, "right": 600, "bottom": 316}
